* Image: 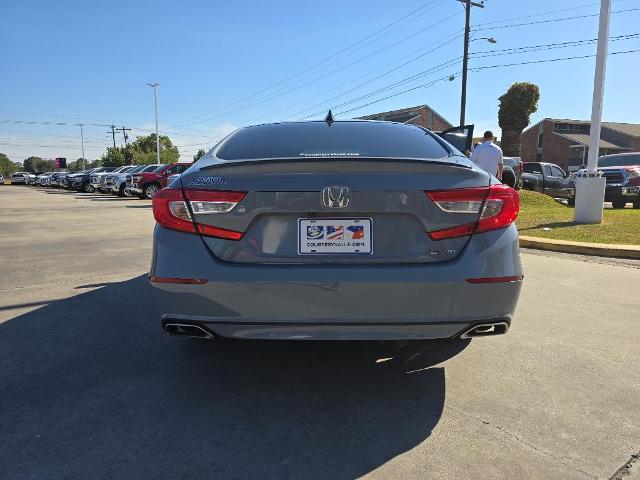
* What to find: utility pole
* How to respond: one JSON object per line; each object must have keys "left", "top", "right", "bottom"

{"left": 77, "top": 123, "right": 86, "bottom": 170}
{"left": 574, "top": 0, "right": 610, "bottom": 224}
{"left": 116, "top": 126, "right": 131, "bottom": 145}
{"left": 458, "top": 0, "right": 484, "bottom": 127}
{"left": 146, "top": 83, "right": 160, "bottom": 164}
{"left": 107, "top": 124, "right": 117, "bottom": 148}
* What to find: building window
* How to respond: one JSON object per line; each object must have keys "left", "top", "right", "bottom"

{"left": 553, "top": 123, "right": 590, "bottom": 133}
{"left": 537, "top": 132, "right": 544, "bottom": 148}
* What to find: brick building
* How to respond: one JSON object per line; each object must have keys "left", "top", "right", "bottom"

{"left": 521, "top": 118, "right": 640, "bottom": 172}
{"left": 357, "top": 104, "right": 453, "bottom": 131}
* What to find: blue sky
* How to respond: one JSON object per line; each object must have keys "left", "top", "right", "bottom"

{"left": 0, "top": 0, "right": 638, "bottom": 163}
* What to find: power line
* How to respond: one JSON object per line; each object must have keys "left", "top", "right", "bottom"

{"left": 0, "top": 119, "right": 110, "bottom": 127}
{"left": 336, "top": 49, "right": 640, "bottom": 118}
{"left": 169, "top": 6, "right": 640, "bottom": 134}
{"left": 473, "top": 7, "right": 640, "bottom": 32}
{"left": 474, "top": 0, "right": 629, "bottom": 27}
{"left": 470, "top": 48, "right": 640, "bottom": 72}
{"left": 5, "top": 3, "right": 639, "bottom": 153}
{"left": 337, "top": 73, "right": 456, "bottom": 116}
{"left": 171, "top": 5, "right": 462, "bottom": 128}
{"left": 469, "top": 33, "right": 640, "bottom": 59}
{"left": 276, "top": 32, "right": 464, "bottom": 122}
{"left": 169, "top": 0, "right": 446, "bottom": 127}
{"left": 301, "top": 56, "right": 462, "bottom": 120}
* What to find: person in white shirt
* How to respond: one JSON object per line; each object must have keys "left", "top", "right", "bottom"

{"left": 470, "top": 131, "right": 503, "bottom": 180}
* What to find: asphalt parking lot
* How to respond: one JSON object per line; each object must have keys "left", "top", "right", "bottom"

{"left": 1, "top": 185, "right": 639, "bottom": 480}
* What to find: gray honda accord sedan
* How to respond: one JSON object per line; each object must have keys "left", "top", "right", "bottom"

{"left": 150, "top": 120, "right": 522, "bottom": 341}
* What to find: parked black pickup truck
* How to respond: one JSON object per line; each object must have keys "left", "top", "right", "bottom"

{"left": 522, "top": 162, "right": 575, "bottom": 201}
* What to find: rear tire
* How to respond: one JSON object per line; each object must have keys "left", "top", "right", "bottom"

{"left": 118, "top": 184, "right": 126, "bottom": 197}
{"left": 612, "top": 199, "right": 627, "bottom": 209}
{"left": 633, "top": 201, "right": 640, "bottom": 209}
{"left": 502, "top": 170, "right": 516, "bottom": 189}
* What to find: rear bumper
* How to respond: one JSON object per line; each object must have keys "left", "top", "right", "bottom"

{"left": 150, "top": 224, "right": 523, "bottom": 340}
{"left": 160, "top": 317, "right": 511, "bottom": 340}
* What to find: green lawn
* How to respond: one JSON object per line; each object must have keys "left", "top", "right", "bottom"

{"left": 516, "top": 190, "right": 640, "bottom": 245}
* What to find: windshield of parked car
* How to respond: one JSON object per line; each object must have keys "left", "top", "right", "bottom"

{"left": 151, "top": 165, "right": 167, "bottom": 173}
{"left": 217, "top": 121, "right": 450, "bottom": 161}
{"left": 598, "top": 154, "right": 640, "bottom": 167}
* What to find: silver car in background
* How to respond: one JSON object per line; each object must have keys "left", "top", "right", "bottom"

{"left": 91, "top": 166, "right": 128, "bottom": 192}
{"left": 10, "top": 172, "right": 29, "bottom": 184}
{"left": 150, "top": 121, "right": 522, "bottom": 341}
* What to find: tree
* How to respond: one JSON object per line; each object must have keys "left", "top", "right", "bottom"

{"left": 129, "top": 134, "right": 180, "bottom": 165}
{"left": 498, "top": 82, "right": 540, "bottom": 156}
{"left": 67, "top": 158, "right": 89, "bottom": 172}
{"left": 94, "top": 134, "right": 179, "bottom": 169}
{"left": 193, "top": 149, "right": 206, "bottom": 162}
{"left": 0, "top": 153, "right": 21, "bottom": 177}
{"left": 22, "top": 156, "right": 55, "bottom": 173}
{"left": 100, "top": 147, "right": 126, "bottom": 167}
{"left": 23, "top": 156, "right": 43, "bottom": 173}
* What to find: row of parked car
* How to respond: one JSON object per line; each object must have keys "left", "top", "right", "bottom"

{"left": 520, "top": 152, "right": 640, "bottom": 208}
{"left": 8, "top": 162, "right": 192, "bottom": 199}
{"left": 7, "top": 153, "right": 639, "bottom": 208}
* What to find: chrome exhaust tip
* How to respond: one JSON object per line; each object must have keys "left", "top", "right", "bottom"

{"left": 163, "top": 322, "right": 214, "bottom": 339}
{"left": 460, "top": 321, "right": 509, "bottom": 339}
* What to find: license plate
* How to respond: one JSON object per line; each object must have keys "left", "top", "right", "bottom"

{"left": 298, "top": 218, "right": 373, "bottom": 255}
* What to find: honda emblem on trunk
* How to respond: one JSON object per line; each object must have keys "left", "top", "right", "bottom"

{"left": 322, "top": 186, "right": 350, "bottom": 208}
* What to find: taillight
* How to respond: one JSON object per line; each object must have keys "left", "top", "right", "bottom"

{"left": 152, "top": 188, "right": 246, "bottom": 240}
{"left": 426, "top": 184, "right": 519, "bottom": 240}
{"left": 519, "top": 161, "right": 524, "bottom": 173}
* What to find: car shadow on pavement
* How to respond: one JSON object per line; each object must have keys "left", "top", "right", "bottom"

{"left": 88, "top": 197, "right": 142, "bottom": 201}
{"left": 0, "top": 275, "right": 468, "bottom": 479}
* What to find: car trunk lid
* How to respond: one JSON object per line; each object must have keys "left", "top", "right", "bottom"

{"left": 178, "top": 159, "right": 493, "bottom": 264}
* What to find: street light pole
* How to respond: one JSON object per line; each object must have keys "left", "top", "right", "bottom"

{"left": 77, "top": 123, "right": 86, "bottom": 170}
{"left": 458, "top": 0, "right": 484, "bottom": 127}
{"left": 146, "top": 83, "right": 160, "bottom": 164}
{"left": 574, "top": 0, "right": 610, "bottom": 223}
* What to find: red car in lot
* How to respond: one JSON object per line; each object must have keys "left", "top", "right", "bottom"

{"left": 127, "top": 163, "right": 192, "bottom": 199}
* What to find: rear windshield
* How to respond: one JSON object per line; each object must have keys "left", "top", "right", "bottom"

{"left": 217, "top": 121, "right": 450, "bottom": 161}
{"left": 523, "top": 163, "right": 542, "bottom": 174}
{"left": 598, "top": 154, "right": 640, "bottom": 167}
